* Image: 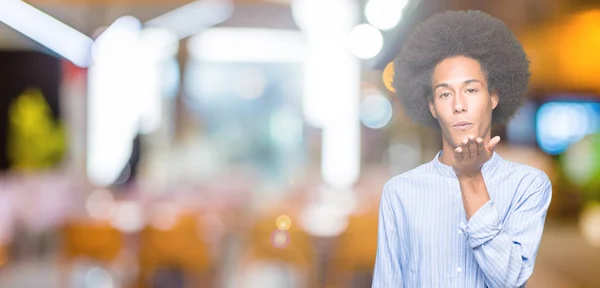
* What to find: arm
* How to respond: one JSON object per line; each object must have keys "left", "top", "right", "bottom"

{"left": 458, "top": 173, "right": 552, "bottom": 288}
{"left": 459, "top": 173, "right": 490, "bottom": 221}
{"left": 372, "top": 182, "right": 404, "bottom": 287}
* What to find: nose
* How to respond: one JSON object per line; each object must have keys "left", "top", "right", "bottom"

{"left": 453, "top": 93, "right": 467, "bottom": 113}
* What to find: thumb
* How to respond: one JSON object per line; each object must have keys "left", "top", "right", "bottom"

{"left": 486, "top": 136, "right": 501, "bottom": 153}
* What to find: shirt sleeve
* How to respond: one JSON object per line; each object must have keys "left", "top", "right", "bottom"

{"left": 458, "top": 172, "right": 553, "bottom": 288}
{"left": 372, "top": 181, "right": 404, "bottom": 287}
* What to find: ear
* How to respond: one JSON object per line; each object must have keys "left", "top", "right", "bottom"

{"left": 428, "top": 99, "right": 438, "bottom": 119}
{"left": 491, "top": 91, "right": 499, "bottom": 110}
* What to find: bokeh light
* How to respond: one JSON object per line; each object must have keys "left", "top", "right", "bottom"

{"left": 276, "top": 215, "right": 292, "bottom": 231}
{"left": 149, "top": 202, "right": 179, "bottom": 231}
{"left": 580, "top": 201, "right": 600, "bottom": 248}
{"left": 299, "top": 196, "right": 350, "bottom": 238}
{"left": 271, "top": 230, "right": 290, "bottom": 248}
{"left": 109, "top": 202, "right": 144, "bottom": 233}
{"left": 84, "top": 266, "right": 114, "bottom": 288}
{"left": 382, "top": 61, "right": 395, "bottom": 93}
{"left": 561, "top": 133, "right": 600, "bottom": 201}
{"left": 506, "top": 101, "right": 537, "bottom": 146}
{"left": 85, "top": 189, "right": 115, "bottom": 220}
{"left": 360, "top": 93, "right": 393, "bottom": 129}
{"left": 365, "top": 0, "right": 407, "bottom": 30}
{"left": 347, "top": 24, "right": 383, "bottom": 59}
{"left": 536, "top": 101, "right": 600, "bottom": 155}
{"left": 563, "top": 135, "right": 597, "bottom": 186}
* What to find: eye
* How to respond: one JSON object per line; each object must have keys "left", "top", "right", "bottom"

{"left": 466, "top": 88, "right": 478, "bottom": 94}
{"left": 439, "top": 92, "right": 451, "bottom": 98}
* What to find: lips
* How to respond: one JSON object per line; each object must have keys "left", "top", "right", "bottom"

{"left": 453, "top": 121, "right": 473, "bottom": 131}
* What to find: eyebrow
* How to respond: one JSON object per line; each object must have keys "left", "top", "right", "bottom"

{"left": 434, "top": 79, "right": 482, "bottom": 90}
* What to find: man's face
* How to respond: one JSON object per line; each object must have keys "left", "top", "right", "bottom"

{"left": 428, "top": 56, "right": 498, "bottom": 148}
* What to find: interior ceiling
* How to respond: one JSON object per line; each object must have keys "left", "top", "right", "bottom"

{"left": 1, "top": 0, "right": 594, "bottom": 67}
{"left": 3, "top": 0, "right": 600, "bottom": 94}
{"left": 0, "top": 0, "right": 295, "bottom": 49}
{"left": 0, "top": 0, "right": 571, "bottom": 49}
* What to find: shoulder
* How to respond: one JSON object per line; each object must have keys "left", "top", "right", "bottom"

{"left": 381, "top": 163, "right": 434, "bottom": 199}
{"left": 499, "top": 157, "right": 551, "bottom": 184}
{"left": 497, "top": 156, "right": 553, "bottom": 198}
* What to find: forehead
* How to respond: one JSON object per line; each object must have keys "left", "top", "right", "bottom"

{"left": 432, "top": 56, "right": 486, "bottom": 86}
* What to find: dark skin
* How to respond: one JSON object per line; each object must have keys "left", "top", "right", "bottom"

{"left": 428, "top": 56, "right": 501, "bottom": 221}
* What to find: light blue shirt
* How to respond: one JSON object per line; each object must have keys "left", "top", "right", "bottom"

{"left": 372, "top": 151, "right": 552, "bottom": 288}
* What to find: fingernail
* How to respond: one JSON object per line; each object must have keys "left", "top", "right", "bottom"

{"left": 477, "top": 138, "right": 483, "bottom": 143}
{"left": 469, "top": 135, "right": 474, "bottom": 140}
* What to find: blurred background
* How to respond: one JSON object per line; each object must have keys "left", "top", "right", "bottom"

{"left": 0, "top": 0, "right": 599, "bottom": 287}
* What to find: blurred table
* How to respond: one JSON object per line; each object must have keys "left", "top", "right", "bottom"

{"left": 528, "top": 220, "right": 600, "bottom": 288}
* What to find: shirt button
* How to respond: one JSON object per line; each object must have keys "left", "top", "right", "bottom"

{"left": 458, "top": 229, "right": 463, "bottom": 235}
{"left": 457, "top": 267, "right": 463, "bottom": 273}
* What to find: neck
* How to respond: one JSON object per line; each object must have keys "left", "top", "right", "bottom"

{"left": 439, "top": 133, "right": 492, "bottom": 166}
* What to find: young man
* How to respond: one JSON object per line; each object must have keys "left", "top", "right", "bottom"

{"left": 372, "top": 10, "right": 552, "bottom": 288}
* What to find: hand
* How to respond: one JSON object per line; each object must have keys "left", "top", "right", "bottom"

{"left": 452, "top": 135, "right": 500, "bottom": 179}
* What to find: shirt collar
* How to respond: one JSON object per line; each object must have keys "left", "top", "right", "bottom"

{"left": 432, "top": 149, "right": 501, "bottom": 178}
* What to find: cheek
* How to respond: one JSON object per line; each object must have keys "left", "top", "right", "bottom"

{"left": 432, "top": 103, "right": 450, "bottom": 122}
{"left": 473, "top": 99, "right": 493, "bottom": 117}
{"left": 482, "top": 102, "right": 494, "bottom": 118}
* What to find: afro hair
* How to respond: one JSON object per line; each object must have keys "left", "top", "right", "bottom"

{"left": 393, "top": 10, "right": 530, "bottom": 128}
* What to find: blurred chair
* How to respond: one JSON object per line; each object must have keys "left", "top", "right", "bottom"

{"left": 237, "top": 211, "right": 319, "bottom": 288}
{"left": 59, "top": 220, "right": 124, "bottom": 287}
{"left": 137, "top": 212, "right": 213, "bottom": 288}
{"left": 60, "top": 220, "right": 123, "bottom": 263}
{"left": 326, "top": 210, "right": 379, "bottom": 288}
{"left": 0, "top": 244, "right": 7, "bottom": 269}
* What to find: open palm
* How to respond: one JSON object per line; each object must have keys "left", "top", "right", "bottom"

{"left": 452, "top": 135, "right": 500, "bottom": 179}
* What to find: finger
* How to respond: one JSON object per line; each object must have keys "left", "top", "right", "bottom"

{"left": 461, "top": 137, "right": 469, "bottom": 147}
{"left": 476, "top": 137, "right": 485, "bottom": 155}
{"left": 460, "top": 137, "right": 469, "bottom": 158}
{"left": 454, "top": 146, "right": 464, "bottom": 161}
{"left": 467, "top": 135, "right": 477, "bottom": 157}
{"left": 486, "top": 136, "right": 501, "bottom": 152}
